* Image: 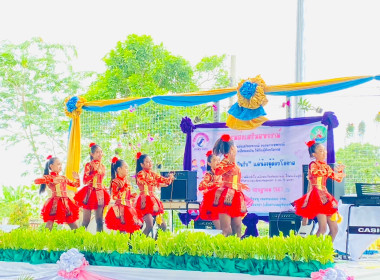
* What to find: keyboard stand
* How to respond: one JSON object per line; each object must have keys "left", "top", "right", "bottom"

{"left": 343, "top": 204, "right": 357, "bottom": 260}
{"left": 186, "top": 201, "right": 200, "bottom": 228}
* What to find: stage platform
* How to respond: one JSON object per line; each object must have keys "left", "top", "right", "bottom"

{"left": 1, "top": 254, "right": 380, "bottom": 280}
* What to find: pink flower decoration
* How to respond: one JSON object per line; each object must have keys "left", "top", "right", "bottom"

{"left": 129, "top": 104, "right": 137, "bottom": 113}
{"left": 147, "top": 133, "right": 154, "bottom": 142}
{"left": 212, "top": 104, "right": 218, "bottom": 111}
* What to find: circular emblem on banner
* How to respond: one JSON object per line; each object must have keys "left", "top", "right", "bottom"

{"left": 192, "top": 133, "right": 209, "bottom": 148}
{"left": 310, "top": 126, "right": 327, "bottom": 143}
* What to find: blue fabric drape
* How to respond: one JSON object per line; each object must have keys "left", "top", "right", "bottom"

{"left": 151, "top": 91, "right": 237, "bottom": 106}
{"left": 228, "top": 104, "right": 267, "bottom": 121}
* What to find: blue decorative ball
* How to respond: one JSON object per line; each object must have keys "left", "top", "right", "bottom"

{"left": 66, "top": 96, "right": 79, "bottom": 113}
{"left": 240, "top": 81, "right": 257, "bottom": 100}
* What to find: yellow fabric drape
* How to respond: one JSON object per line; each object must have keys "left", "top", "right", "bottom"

{"left": 84, "top": 96, "right": 147, "bottom": 107}
{"left": 226, "top": 115, "right": 269, "bottom": 130}
{"left": 64, "top": 96, "right": 86, "bottom": 191}
{"left": 265, "top": 76, "right": 371, "bottom": 93}
{"left": 65, "top": 117, "right": 81, "bottom": 191}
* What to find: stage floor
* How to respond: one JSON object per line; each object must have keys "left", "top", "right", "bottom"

{"left": 1, "top": 255, "right": 380, "bottom": 280}
{"left": 0, "top": 261, "right": 308, "bottom": 280}
{"left": 335, "top": 254, "right": 380, "bottom": 280}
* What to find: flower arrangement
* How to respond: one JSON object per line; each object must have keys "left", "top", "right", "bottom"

{"left": 311, "top": 267, "right": 354, "bottom": 280}
{"left": 57, "top": 248, "right": 115, "bottom": 279}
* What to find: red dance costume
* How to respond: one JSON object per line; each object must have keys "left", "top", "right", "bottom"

{"left": 74, "top": 160, "right": 110, "bottom": 210}
{"left": 135, "top": 170, "right": 173, "bottom": 216}
{"left": 204, "top": 156, "right": 253, "bottom": 218}
{"left": 294, "top": 161, "right": 343, "bottom": 219}
{"left": 35, "top": 172, "right": 80, "bottom": 224}
{"left": 105, "top": 175, "right": 143, "bottom": 233}
{"left": 198, "top": 171, "right": 222, "bottom": 221}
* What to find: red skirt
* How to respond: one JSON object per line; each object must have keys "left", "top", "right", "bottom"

{"left": 293, "top": 189, "right": 338, "bottom": 219}
{"left": 41, "top": 197, "right": 79, "bottom": 224}
{"left": 74, "top": 186, "right": 110, "bottom": 210}
{"left": 135, "top": 194, "right": 164, "bottom": 216}
{"left": 204, "top": 187, "right": 253, "bottom": 218}
{"left": 199, "top": 189, "right": 219, "bottom": 221}
{"left": 105, "top": 204, "right": 143, "bottom": 233}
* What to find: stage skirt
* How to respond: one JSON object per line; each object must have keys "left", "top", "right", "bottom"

{"left": 74, "top": 186, "right": 110, "bottom": 210}
{"left": 204, "top": 187, "right": 253, "bottom": 218}
{"left": 41, "top": 197, "right": 79, "bottom": 224}
{"left": 199, "top": 188, "right": 219, "bottom": 221}
{"left": 294, "top": 188, "right": 338, "bottom": 219}
{"left": 105, "top": 204, "right": 143, "bottom": 233}
{"left": 135, "top": 194, "right": 164, "bottom": 216}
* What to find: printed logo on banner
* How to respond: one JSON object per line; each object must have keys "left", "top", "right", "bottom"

{"left": 310, "top": 126, "right": 327, "bottom": 143}
{"left": 192, "top": 133, "right": 209, "bottom": 148}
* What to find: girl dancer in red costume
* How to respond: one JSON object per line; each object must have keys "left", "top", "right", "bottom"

{"left": 105, "top": 157, "right": 143, "bottom": 233}
{"left": 198, "top": 150, "right": 222, "bottom": 230}
{"left": 135, "top": 152, "right": 174, "bottom": 236}
{"left": 74, "top": 143, "right": 110, "bottom": 232}
{"left": 294, "top": 140, "right": 345, "bottom": 241}
{"left": 34, "top": 155, "right": 79, "bottom": 230}
{"left": 212, "top": 134, "right": 252, "bottom": 237}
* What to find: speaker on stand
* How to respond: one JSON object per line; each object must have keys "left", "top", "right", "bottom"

{"left": 269, "top": 212, "right": 302, "bottom": 237}
{"left": 160, "top": 171, "right": 197, "bottom": 202}
{"left": 160, "top": 171, "right": 199, "bottom": 229}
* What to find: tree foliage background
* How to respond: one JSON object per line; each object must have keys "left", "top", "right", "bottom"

{"left": 0, "top": 37, "right": 93, "bottom": 174}
{"left": 336, "top": 137, "right": 380, "bottom": 194}
{"left": 80, "top": 34, "right": 230, "bottom": 181}
{"left": 0, "top": 34, "right": 230, "bottom": 220}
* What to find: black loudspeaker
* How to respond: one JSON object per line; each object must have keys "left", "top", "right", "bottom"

{"left": 194, "top": 220, "right": 216, "bottom": 229}
{"left": 160, "top": 171, "right": 197, "bottom": 202}
{"left": 269, "top": 212, "right": 302, "bottom": 237}
{"left": 302, "top": 164, "right": 345, "bottom": 201}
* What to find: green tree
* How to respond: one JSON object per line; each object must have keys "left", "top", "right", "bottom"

{"left": 9, "top": 200, "right": 32, "bottom": 228}
{"left": 336, "top": 143, "right": 380, "bottom": 193}
{"left": 0, "top": 38, "right": 94, "bottom": 173}
{"left": 358, "top": 121, "right": 365, "bottom": 138}
{"left": 80, "top": 34, "right": 230, "bottom": 177}
{"left": 345, "top": 123, "right": 355, "bottom": 139}
{"left": 86, "top": 34, "right": 230, "bottom": 100}
{"left": 194, "top": 55, "right": 230, "bottom": 90}
{"left": 86, "top": 34, "right": 197, "bottom": 100}
{"left": 0, "top": 184, "right": 45, "bottom": 219}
